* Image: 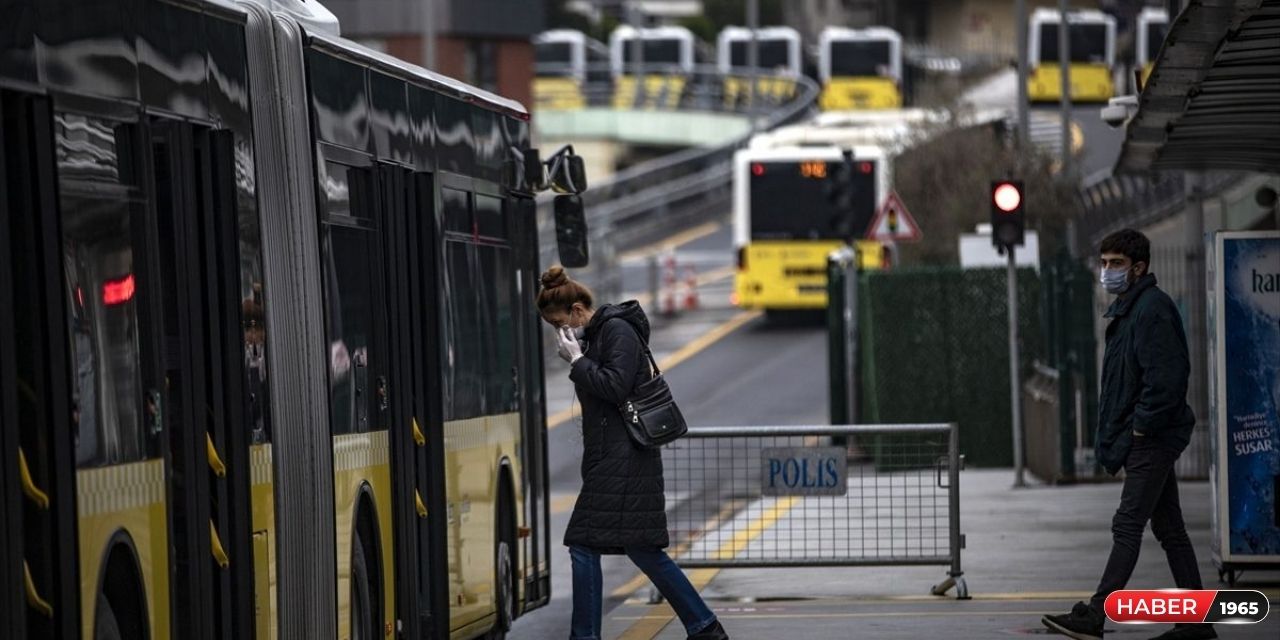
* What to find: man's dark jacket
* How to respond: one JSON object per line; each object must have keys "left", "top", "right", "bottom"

{"left": 564, "top": 301, "right": 669, "bottom": 553}
{"left": 1095, "top": 273, "right": 1196, "bottom": 475}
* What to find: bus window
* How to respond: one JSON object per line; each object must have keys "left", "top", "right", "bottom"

{"left": 622, "top": 39, "right": 683, "bottom": 67}
{"left": 55, "top": 114, "right": 151, "bottom": 467}
{"left": 1038, "top": 23, "right": 1109, "bottom": 64}
{"left": 442, "top": 241, "right": 484, "bottom": 420}
{"left": 324, "top": 224, "right": 377, "bottom": 435}
{"left": 730, "top": 40, "right": 790, "bottom": 70}
{"left": 536, "top": 42, "right": 573, "bottom": 68}
{"left": 749, "top": 160, "right": 876, "bottom": 240}
{"left": 1145, "top": 23, "right": 1168, "bottom": 62}
{"left": 829, "top": 40, "right": 893, "bottom": 78}
{"left": 477, "top": 244, "right": 516, "bottom": 415}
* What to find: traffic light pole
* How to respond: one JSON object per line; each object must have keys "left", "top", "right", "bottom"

{"left": 1007, "top": 246, "right": 1026, "bottom": 488}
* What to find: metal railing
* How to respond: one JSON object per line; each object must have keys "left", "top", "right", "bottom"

{"left": 536, "top": 65, "right": 820, "bottom": 299}
{"left": 658, "top": 424, "right": 969, "bottom": 599}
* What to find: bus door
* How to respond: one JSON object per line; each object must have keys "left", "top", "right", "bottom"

{"left": 3, "top": 89, "right": 84, "bottom": 640}
{"left": 378, "top": 163, "right": 439, "bottom": 638}
{"left": 147, "top": 118, "right": 255, "bottom": 639}
{"left": 507, "top": 195, "right": 551, "bottom": 608}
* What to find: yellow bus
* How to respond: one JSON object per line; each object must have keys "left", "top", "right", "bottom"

{"left": 716, "top": 26, "right": 802, "bottom": 108}
{"left": 1027, "top": 8, "right": 1117, "bottom": 103}
{"left": 817, "top": 27, "right": 904, "bottom": 111}
{"left": 608, "top": 25, "right": 698, "bottom": 110}
{"left": 1135, "top": 7, "right": 1169, "bottom": 91}
{"left": 733, "top": 146, "right": 889, "bottom": 311}
{"left": 2, "top": 1, "right": 571, "bottom": 639}
{"left": 533, "top": 30, "right": 611, "bottom": 111}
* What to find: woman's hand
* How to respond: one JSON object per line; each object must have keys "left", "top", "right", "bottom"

{"left": 556, "top": 326, "right": 584, "bottom": 364}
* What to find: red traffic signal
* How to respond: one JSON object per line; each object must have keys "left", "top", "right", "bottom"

{"left": 990, "top": 180, "right": 1025, "bottom": 248}
{"left": 993, "top": 182, "right": 1022, "bottom": 212}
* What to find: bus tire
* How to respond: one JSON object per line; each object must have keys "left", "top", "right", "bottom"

{"left": 488, "top": 485, "right": 516, "bottom": 639}
{"left": 351, "top": 534, "right": 376, "bottom": 640}
{"left": 94, "top": 594, "right": 123, "bottom": 640}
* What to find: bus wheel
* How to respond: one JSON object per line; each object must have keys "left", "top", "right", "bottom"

{"left": 351, "top": 534, "right": 375, "bottom": 640}
{"left": 488, "top": 493, "right": 515, "bottom": 639}
{"left": 94, "top": 594, "right": 123, "bottom": 640}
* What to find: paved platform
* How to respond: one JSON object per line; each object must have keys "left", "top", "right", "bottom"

{"left": 601, "top": 470, "right": 1280, "bottom": 639}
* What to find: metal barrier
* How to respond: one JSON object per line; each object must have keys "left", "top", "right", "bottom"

{"left": 659, "top": 424, "right": 969, "bottom": 599}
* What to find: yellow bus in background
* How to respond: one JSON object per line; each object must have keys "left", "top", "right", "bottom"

{"left": 733, "top": 146, "right": 889, "bottom": 312}
{"left": 534, "top": 30, "right": 611, "bottom": 110}
{"left": 1135, "top": 7, "right": 1170, "bottom": 91}
{"left": 1027, "top": 8, "right": 1117, "bottom": 103}
{"left": 2, "top": 2, "right": 557, "bottom": 640}
{"left": 818, "top": 27, "right": 904, "bottom": 111}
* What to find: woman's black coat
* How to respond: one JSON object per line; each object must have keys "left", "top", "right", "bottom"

{"left": 564, "top": 301, "right": 669, "bottom": 553}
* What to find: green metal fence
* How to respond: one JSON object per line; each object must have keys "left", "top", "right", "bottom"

{"left": 856, "top": 266, "right": 1044, "bottom": 468}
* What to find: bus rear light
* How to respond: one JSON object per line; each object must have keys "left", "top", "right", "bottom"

{"left": 102, "top": 274, "right": 135, "bottom": 306}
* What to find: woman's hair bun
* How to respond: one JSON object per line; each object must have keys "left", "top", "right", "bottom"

{"left": 540, "top": 266, "right": 569, "bottom": 290}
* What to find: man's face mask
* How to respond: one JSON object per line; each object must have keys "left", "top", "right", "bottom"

{"left": 1100, "top": 266, "right": 1131, "bottom": 294}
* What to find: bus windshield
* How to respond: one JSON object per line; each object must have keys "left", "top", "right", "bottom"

{"left": 829, "top": 40, "right": 893, "bottom": 77}
{"left": 622, "top": 38, "right": 684, "bottom": 66}
{"left": 749, "top": 160, "right": 877, "bottom": 240}
{"left": 1038, "top": 23, "right": 1109, "bottom": 64}
{"left": 1145, "top": 22, "right": 1169, "bottom": 62}
{"left": 536, "top": 41, "right": 573, "bottom": 66}
{"left": 730, "top": 39, "right": 791, "bottom": 70}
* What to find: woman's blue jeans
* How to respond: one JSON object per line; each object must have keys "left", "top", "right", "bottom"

{"left": 569, "top": 545, "right": 717, "bottom": 640}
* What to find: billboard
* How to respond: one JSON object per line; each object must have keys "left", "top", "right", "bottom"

{"left": 1210, "top": 231, "right": 1280, "bottom": 566}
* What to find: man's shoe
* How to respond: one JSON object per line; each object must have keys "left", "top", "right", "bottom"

{"left": 688, "top": 620, "right": 729, "bottom": 640}
{"left": 1042, "top": 602, "right": 1105, "bottom": 640}
{"left": 1148, "top": 624, "right": 1217, "bottom": 640}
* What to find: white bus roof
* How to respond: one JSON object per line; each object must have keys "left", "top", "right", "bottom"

{"left": 716, "top": 26, "right": 802, "bottom": 75}
{"left": 1027, "top": 8, "right": 1116, "bottom": 67}
{"left": 243, "top": 0, "right": 341, "bottom": 36}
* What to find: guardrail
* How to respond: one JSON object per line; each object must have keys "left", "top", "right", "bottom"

{"left": 536, "top": 65, "right": 820, "bottom": 300}
{"left": 657, "top": 424, "right": 969, "bottom": 600}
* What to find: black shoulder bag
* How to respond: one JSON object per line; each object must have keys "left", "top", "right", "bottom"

{"left": 619, "top": 342, "right": 688, "bottom": 449}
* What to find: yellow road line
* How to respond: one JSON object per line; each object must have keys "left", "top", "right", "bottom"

{"left": 548, "top": 310, "right": 761, "bottom": 431}
{"left": 622, "top": 265, "right": 736, "bottom": 310}
{"left": 618, "top": 222, "right": 722, "bottom": 261}
{"left": 616, "top": 496, "right": 800, "bottom": 640}
{"left": 659, "top": 310, "right": 761, "bottom": 372}
{"left": 614, "top": 610, "right": 1076, "bottom": 622}
{"left": 610, "top": 499, "right": 747, "bottom": 598}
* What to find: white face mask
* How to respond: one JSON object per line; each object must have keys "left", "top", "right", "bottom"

{"left": 1100, "top": 267, "right": 1131, "bottom": 294}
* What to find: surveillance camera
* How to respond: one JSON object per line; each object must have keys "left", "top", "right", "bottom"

{"left": 1100, "top": 95, "right": 1139, "bottom": 129}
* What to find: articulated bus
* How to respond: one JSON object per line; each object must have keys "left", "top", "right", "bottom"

{"left": 716, "top": 27, "right": 802, "bottom": 107}
{"left": 733, "top": 146, "right": 889, "bottom": 311}
{"left": 1135, "top": 7, "right": 1170, "bottom": 92}
{"left": 1027, "top": 8, "right": 1117, "bottom": 103}
{"left": 608, "top": 25, "right": 698, "bottom": 109}
{"left": 817, "top": 27, "right": 904, "bottom": 111}
{"left": 1, "top": 1, "right": 569, "bottom": 639}
{"left": 533, "top": 30, "right": 611, "bottom": 110}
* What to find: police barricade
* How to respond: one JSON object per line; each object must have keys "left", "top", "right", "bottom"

{"left": 658, "top": 423, "right": 968, "bottom": 600}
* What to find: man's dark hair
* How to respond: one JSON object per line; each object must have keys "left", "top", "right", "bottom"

{"left": 1099, "top": 228, "right": 1151, "bottom": 265}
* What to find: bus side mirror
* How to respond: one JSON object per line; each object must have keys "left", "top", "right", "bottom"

{"left": 554, "top": 195, "right": 589, "bottom": 268}
{"left": 548, "top": 150, "right": 587, "bottom": 194}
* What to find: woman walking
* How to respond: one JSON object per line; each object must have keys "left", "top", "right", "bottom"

{"left": 537, "top": 266, "right": 729, "bottom": 640}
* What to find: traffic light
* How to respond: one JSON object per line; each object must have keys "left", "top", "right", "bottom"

{"left": 990, "top": 180, "right": 1025, "bottom": 249}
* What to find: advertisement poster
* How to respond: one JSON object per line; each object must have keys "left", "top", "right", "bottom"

{"left": 1214, "top": 232, "right": 1280, "bottom": 560}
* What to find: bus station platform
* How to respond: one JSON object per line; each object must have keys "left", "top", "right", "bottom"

{"left": 601, "top": 470, "right": 1280, "bottom": 640}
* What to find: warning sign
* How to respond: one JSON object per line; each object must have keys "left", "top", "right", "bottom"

{"left": 865, "top": 190, "right": 922, "bottom": 242}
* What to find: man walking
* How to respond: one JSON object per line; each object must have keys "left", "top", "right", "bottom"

{"left": 1042, "top": 229, "right": 1214, "bottom": 640}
